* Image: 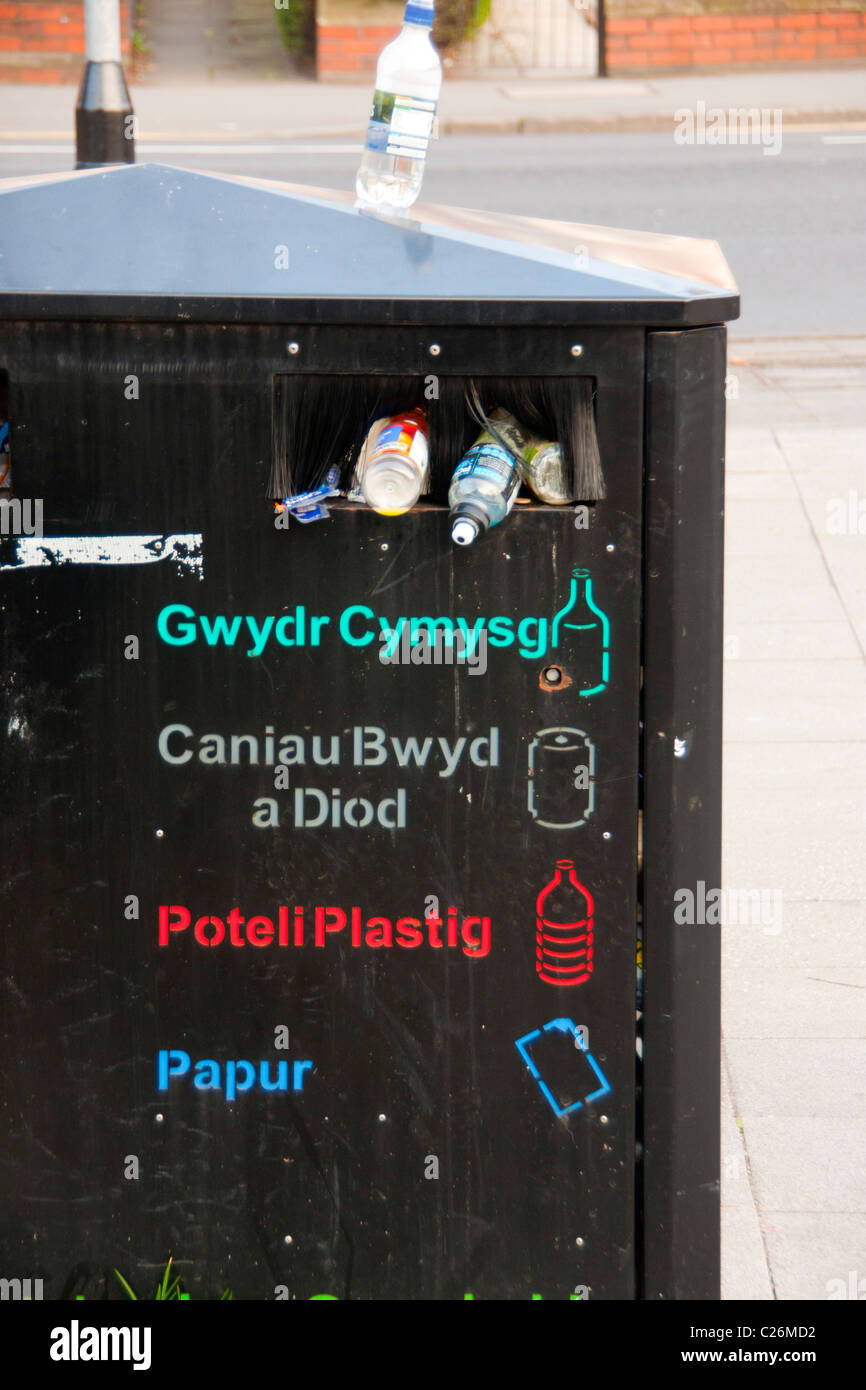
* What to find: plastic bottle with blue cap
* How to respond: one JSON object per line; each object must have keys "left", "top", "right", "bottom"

{"left": 355, "top": 0, "right": 442, "bottom": 213}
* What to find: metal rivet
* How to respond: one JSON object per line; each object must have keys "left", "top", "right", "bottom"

{"left": 570, "top": 345, "right": 584, "bottom": 358}
{"left": 287, "top": 342, "right": 300, "bottom": 355}
{"left": 155, "top": 829, "right": 165, "bottom": 838}
{"left": 378, "top": 1113, "right": 387, "bottom": 1122}
{"left": 155, "top": 1113, "right": 164, "bottom": 1123}
{"left": 380, "top": 543, "right": 389, "bottom": 551}
{"left": 284, "top": 1235, "right": 293, "bottom": 1245}
{"left": 606, "top": 543, "right": 615, "bottom": 553}
{"left": 429, "top": 343, "right": 441, "bottom": 357}
{"left": 600, "top": 1115, "right": 609, "bottom": 1125}
{"left": 542, "top": 665, "right": 562, "bottom": 686}
{"left": 575, "top": 1237, "right": 585, "bottom": 1247}
{"left": 603, "top": 831, "right": 612, "bottom": 841}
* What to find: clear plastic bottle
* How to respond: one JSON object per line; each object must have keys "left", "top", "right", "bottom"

{"left": 362, "top": 408, "right": 429, "bottom": 516}
{"left": 449, "top": 411, "right": 523, "bottom": 546}
{"left": 355, "top": 1, "right": 442, "bottom": 214}
{"left": 349, "top": 416, "right": 386, "bottom": 501}
{"left": 521, "top": 441, "right": 572, "bottom": 505}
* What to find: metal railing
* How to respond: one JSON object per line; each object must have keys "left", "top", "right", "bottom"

{"left": 449, "top": 0, "right": 599, "bottom": 78}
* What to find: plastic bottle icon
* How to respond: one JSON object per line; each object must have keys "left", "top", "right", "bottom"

{"left": 550, "top": 567, "right": 610, "bottom": 697}
{"left": 536, "top": 859, "right": 594, "bottom": 987}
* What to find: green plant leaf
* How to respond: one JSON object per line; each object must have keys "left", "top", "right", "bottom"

{"left": 113, "top": 1269, "right": 138, "bottom": 1301}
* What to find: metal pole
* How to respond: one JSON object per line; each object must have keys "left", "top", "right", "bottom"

{"left": 75, "top": 0, "right": 136, "bottom": 169}
{"left": 597, "top": 0, "right": 607, "bottom": 79}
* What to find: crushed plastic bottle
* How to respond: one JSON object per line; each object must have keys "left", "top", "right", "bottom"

{"left": 274, "top": 467, "right": 342, "bottom": 525}
{"left": 521, "top": 441, "right": 572, "bottom": 505}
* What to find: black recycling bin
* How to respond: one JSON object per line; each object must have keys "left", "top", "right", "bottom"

{"left": 0, "top": 164, "right": 738, "bottom": 1302}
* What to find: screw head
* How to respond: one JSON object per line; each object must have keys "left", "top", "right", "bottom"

{"left": 287, "top": 342, "right": 300, "bottom": 356}
{"left": 570, "top": 344, "right": 584, "bottom": 358}
{"left": 429, "top": 343, "right": 441, "bottom": 357}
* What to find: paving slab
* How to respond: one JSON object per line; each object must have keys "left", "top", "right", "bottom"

{"left": 724, "top": 504, "right": 816, "bottom": 557}
{"left": 762, "top": 1214, "right": 866, "bottom": 1302}
{"left": 4, "top": 68, "right": 866, "bottom": 135}
{"left": 721, "top": 1056, "right": 774, "bottom": 1300}
{"left": 725, "top": 430, "right": 791, "bottom": 474}
{"left": 724, "top": 471, "right": 802, "bottom": 503}
{"left": 724, "top": 985, "right": 866, "bottom": 1042}
{"left": 742, "top": 1117, "right": 866, "bottom": 1212}
{"left": 723, "top": 659, "right": 866, "bottom": 743}
{"left": 723, "top": 899, "right": 866, "bottom": 974}
{"left": 722, "top": 620, "right": 860, "bottom": 662}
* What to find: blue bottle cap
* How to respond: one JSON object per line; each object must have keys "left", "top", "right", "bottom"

{"left": 404, "top": 1, "right": 434, "bottom": 25}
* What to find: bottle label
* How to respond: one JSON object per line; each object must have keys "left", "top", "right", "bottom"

{"left": 477, "top": 412, "right": 533, "bottom": 458}
{"left": 452, "top": 445, "right": 521, "bottom": 500}
{"left": 365, "top": 90, "right": 437, "bottom": 159}
{"left": 370, "top": 413, "right": 429, "bottom": 469}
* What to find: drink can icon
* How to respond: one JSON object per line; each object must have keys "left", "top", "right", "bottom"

{"left": 528, "top": 727, "right": 595, "bottom": 830}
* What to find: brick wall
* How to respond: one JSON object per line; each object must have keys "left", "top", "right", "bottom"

{"left": 317, "top": 22, "right": 399, "bottom": 81}
{"left": 0, "top": 1, "right": 132, "bottom": 84}
{"left": 607, "top": 10, "right": 866, "bottom": 74}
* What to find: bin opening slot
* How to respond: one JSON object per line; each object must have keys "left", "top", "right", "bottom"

{"left": 270, "top": 374, "right": 604, "bottom": 506}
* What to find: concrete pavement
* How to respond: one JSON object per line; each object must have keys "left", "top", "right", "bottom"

{"left": 720, "top": 336, "right": 866, "bottom": 1301}
{"left": 2, "top": 68, "right": 866, "bottom": 138}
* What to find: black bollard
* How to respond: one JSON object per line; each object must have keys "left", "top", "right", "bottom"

{"left": 75, "top": 0, "right": 135, "bottom": 169}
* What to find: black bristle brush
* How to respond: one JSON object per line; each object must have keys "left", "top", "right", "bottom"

{"left": 270, "top": 373, "right": 604, "bottom": 504}
{"left": 427, "top": 376, "right": 476, "bottom": 505}
{"left": 270, "top": 375, "right": 372, "bottom": 499}
{"left": 471, "top": 376, "right": 605, "bottom": 502}
{"left": 269, "top": 374, "right": 427, "bottom": 499}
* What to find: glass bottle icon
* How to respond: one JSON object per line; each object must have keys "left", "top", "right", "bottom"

{"left": 550, "top": 566, "right": 610, "bottom": 697}
{"left": 536, "top": 859, "right": 594, "bottom": 987}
